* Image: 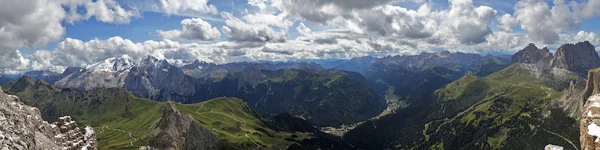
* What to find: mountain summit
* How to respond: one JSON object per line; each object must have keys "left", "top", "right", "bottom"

{"left": 553, "top": 41, "right": 600, "bottom": 76}
{"left": 509, "top": 43, "right": 554, "bottom": 65}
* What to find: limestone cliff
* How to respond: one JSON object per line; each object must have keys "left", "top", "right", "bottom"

{"left": 0, "top": 87, "right": 97, "bottom": 149}
{"left": 553, "top": 41, "right": 600, "bottom": 77}
{"left": 580, "top": 68, "right": 600, "bottom": 150}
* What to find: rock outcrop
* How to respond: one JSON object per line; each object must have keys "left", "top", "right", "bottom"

{"left": 545, "top": 144, "right": 564, "bottom": 150}
{"left": 510, "top": 43, "right": 554, "bottom": 65}
{"left": 584, "top": 68, "right": 600, "bottom": 108}
{"left": 0, "top": 87, "right": 97, "bottom": 149}
{"left": 146, "top": 102, "right": 219, "bottom": 150}
{"left": 54, "top": 55, "right": 135, "bottom": 91}
{"left": 124, "top": 56, "right": 196, "bottom": 102}
{"left": 580, "top": 68, "right": 600, "bottom": 150}
{"left": 553, "top": 41, "right": 600, "bottom": 77}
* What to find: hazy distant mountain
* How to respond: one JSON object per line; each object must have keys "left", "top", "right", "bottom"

{"left": 22, "top": 70, "right": 61, "bottom": 84}
{"left": 188, "top": 68, "right": 386, "bottom": 126}
{"left": 181, "top": 60, "right": 323, "bottom": 79}
{"left": 344, "top": 42, "right": 596, "bottom": 149}
{"left": 319, "top": 51, "right": 509, "bottom": 105}
{"left": 0, "top": 75, "right": 9, "bottom": 85}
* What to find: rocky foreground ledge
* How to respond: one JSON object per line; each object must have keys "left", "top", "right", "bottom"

{"left": 0, "top": 87, "right": 97, "bottom": 150}
{"left": 581, "top": 68, "right": 600, "bottom": 150}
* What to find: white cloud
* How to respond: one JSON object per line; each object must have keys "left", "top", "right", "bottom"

{"left": 436, "top": 0, "right": 497, "bottom": 44}
{"left": 221, "top": 13, "right": 287, "bottom": 43}
{"left": 580, "top": 0, "right": 600, "bottom": 18}
{"left": 158, "top": 18, "right": 221, "bottom": 41}
{"left": 296, "top": 23, "right": 312, "bottom": 36}
{"left": 574, "top": 31, "right": 600, "bottom": 46}
{"left": 506, "top": 0, "right": 582, "bottom": 44}
{"left": 353, "top": 4, "right": 437, "bottom": 39}
{"left": 154, "top": 0, "right": 218, "bottom": 16}
{"left": 0, "top": 0, "right": 66, "bottom": 53}
{"left": 63, "top": 0, "right": 139, "bottom": 24}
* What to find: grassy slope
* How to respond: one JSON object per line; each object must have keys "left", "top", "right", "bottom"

{"left": 344, "top": 65, "right": 579, "bottom": 149}
{"left": 9, "top": 82, "right": 318, "bottom": 149}
{"left": 191, "top": 68, "right": 385, "bottom": 127}
{"left": 423, "top": 66, "right": 573, "bottom": 149}
{"left": 176, "top": 98, "right": 311, "bottom": 149}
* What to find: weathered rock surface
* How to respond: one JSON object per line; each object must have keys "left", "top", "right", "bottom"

{"left": 54, "top": 55, "right": 135, "bottom": 91}
{"left": 0, "top": 87, "right": 97, "bottom": 150}
{"left": 545, "top": 144, "right": 564, "bottom": 150}
{"left": 510, "top": 43, "right": 554, "bottom": 65}
{"left": 146, "top": 102, "right": 219, "bottom": 150}
{"left": 124, "top": 56, "right": 196, "bottom": 102}
{"left": 55, "top": 55, "right": 196, "bottom": 102}
{"left": 580, "top": 68, "right": 600, "bottom": 150}
{"left": 553, "top": 41, "right": 600, "bottom": 77}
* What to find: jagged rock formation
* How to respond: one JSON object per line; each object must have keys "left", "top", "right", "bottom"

{"left": 146, "top": 102, "right": 219, "bottom": 150}
{"left": 581, "top": 94, "right": 600, "bottom": 150}
{"left": 54, "top": 55, "right": 135, "bottom": 91}
{"left": 509, "top": 42, "right": 598, "bottom": 117}
{"left": 582, "top": 68, "right": 600, "bottom": 150}
{"left": 584, "top": 68, "right": 600, "bottom": 108}
{"left": 553, "top": 41, "right": 600, "bottom": 77}
{"left": 510, "top": 43, "right": 555, "bottom": 65}
{"left": 124, "top": 56, "right": 196, "bottom": 102}
{"left": 0, "top": 87, "right": 97, "bottom": 149}
{"left": 55, "top": 55, "right": 195, "bottom": 102}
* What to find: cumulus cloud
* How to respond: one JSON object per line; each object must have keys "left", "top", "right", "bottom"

{"left": 275, "top": 0, "right": 398, "bottom": 24}
{"left": 0, "top": 0, "right": 139, "bottom": 59}
{"left": 580, "top": 0, "right": 600, "bottom": 18}
{"left": 64, "top": 0, "right": 140, "bottom": 24}
{"left": 154, "top": 0, "right": 218, "bottom": 16}
{"left": 436, "top": 0, "right": 497, "bottom": 44}
{"left": 296, "top": 23, "right": 312, "bottom": 36}
{"left": 353, "top": 4, "right": 437, "bottom": 38}
{"left": 221, "top": 13, "right": 287, "bottom": 43}
{"left": 0, "top": 0, "right": 66, "bottom": 53}
{"left": 158, "top": 18, "right": 221, "bottom": 41}
{"left": 506, "top": 0, "right": 582, "bottom": 44}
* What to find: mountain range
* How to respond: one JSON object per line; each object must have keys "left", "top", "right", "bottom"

{"left": 1, "top": 41, "right": 598, "bottom": 149}
{"left": 343, "top": 41, "right": 598, "bottom": 149}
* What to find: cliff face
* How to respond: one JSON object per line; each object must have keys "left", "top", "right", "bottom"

{"left": 554, "top": 41, "right": 600, "bottom": 77}
{"left": 510, "top": 43, "right": 554, "bottom": 65}
{"left": 124, "top": 56, "right": 196, "bottom": 102}
{"left": 580, "top": 68, "right": 600, "bottom": 150}
{"left": 0, "top": 87, "right": 97, "bottom": 149}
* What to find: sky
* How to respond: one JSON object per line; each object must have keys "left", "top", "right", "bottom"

{"left": 1, "top": 0, "right": 600, "bottom": 74}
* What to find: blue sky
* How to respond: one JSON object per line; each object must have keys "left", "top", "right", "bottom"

{"left": 2, "top": 0, "right": 600, "bottom": 73}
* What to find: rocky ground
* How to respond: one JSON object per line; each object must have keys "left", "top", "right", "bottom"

{"left": 0, "top": 87, "right": 97, "bottom": 150}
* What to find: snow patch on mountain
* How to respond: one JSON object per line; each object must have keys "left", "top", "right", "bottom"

{"left": 85, "top": 55, "right": 136, "bottom": 73}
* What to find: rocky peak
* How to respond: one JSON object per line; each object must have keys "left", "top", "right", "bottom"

{"left": 553, "top": 41, "right": 600, "bottom": 76}
{"left": 140, "top": 55, "right": 160, "bottom": 67}
{"left": 147, "top": 102, "right": 219, "bottom": 150}
{"left": 9, "top": 76, "right": 35, "bottom": 93}
{"left": 509, "top": 43, "right": 554, "bottom": 65}
{"left": 0, "top": 87, "right": 97, "bottom": 149}
{"left": 86, "top": 55, "right": 136, "bottom": 73}
{"left": 124, "top": 56, "right": 195, "bottom": 102}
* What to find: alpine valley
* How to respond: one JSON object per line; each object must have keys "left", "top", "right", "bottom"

{"left": 2, "top": 41, "right": 599, "bottom": 149}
